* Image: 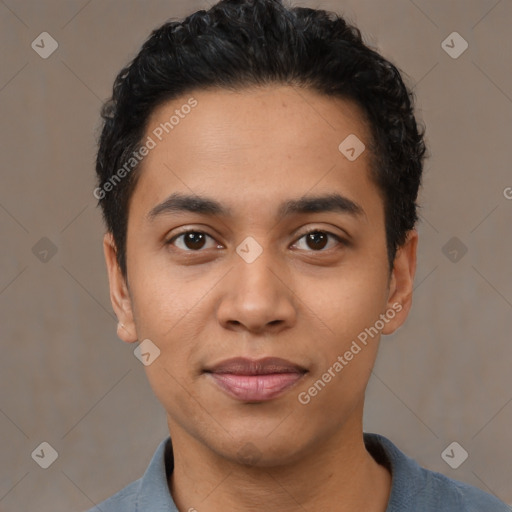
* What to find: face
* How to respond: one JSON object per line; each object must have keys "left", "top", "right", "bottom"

{"left": 104, "top": 85, "right": 417, "bottom": 466}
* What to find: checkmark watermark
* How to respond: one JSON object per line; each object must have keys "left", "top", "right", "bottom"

{"left": 236, "top": 236, "right": 263, "bottom": 264}
{"left": 32, "top": 237, "right": 58, "bottom": 263}
{"left": 441, "top": 32, "right": 468, "bottom": 59}
{"left": 31, "top": 441, "right": 59, "bottom": 469}
{"left": 134, "top": 338, "right": 161, "bottom": 366}
{"left": 338, "top": 134, "right": 365, "bottom": 162}
{"left": 237, "top": 442, "right": 262, "bottom": 465}
{"left": 441, "top": 441, "right": 468, "bottom": 469}
{"left": 442, "top": 236, "right": 468, "bottom": 263}
{"left": 31, "top": 32, "right": 59, "bottom": 59}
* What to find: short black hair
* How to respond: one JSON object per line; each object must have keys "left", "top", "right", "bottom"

{"left": 95, "top": 0, "right": 426, "bottom": 278}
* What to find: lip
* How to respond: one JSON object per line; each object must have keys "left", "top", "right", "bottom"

{"left": 204, "top": 357, "right": 308, "bottom": 402}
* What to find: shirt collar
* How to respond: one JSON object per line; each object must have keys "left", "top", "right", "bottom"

{"left": 134, "top": 432, "right": 418, "bottom": 511}
{"left": 135, "top": 436, "right": 177, "bottom": 512}
{"left": 364, "top": 432, "right": 427, "bottom": 510}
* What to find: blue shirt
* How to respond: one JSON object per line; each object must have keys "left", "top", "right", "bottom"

{"left": 87, "top": 433, "right": 510, "bottom": 511}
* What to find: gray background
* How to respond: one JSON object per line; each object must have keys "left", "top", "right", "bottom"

{"left": 1, "top": 0, "right": 511, "bottom": 510}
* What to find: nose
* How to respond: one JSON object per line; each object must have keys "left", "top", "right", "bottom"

{"left": 216, "top": 246, "right": 297, "bottom": 335}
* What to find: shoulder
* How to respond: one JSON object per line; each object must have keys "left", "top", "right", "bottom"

{"left": 85, "top": 436, "right": 176, "bottom": 512}
{"left": 421, "top": 470, "right": 510, "bottom": 511}
{"left": 86, "top": 478, "right": 142, "bottom": 512}
{"left": 364, "top": 433, "right": 510, "bottom": 512}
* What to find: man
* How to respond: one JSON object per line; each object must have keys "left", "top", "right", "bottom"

{"left": 89, "top": 0, "right": 510, "bottom": 510}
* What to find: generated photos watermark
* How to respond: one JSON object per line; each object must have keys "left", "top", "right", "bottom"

{"left": 298, "top": 302, "right": 402, "bottom": 405}
{"left": 93, "top": 97, "right": 198, "bottom": 200}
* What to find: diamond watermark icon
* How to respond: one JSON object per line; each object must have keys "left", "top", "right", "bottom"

{"left": 441, "top": 441, "right": 468, "bottom": 469}
{"left": 32, "top": 237, "right": 58, "bottom": 263}
{"left": 31, "top": 442, "right": 58, "bottom": 469}
{"left": 134, "top": 339, "right": 161, "bottom": 366}
{"left": 236, "top": 236, "right": 263, "bottom": 264}
{"left": 338, "top": 134, "right": 365, "bottom": 162}
{"left": 237, "top": 442, "right": 262, "bottom": 465}
{"left": 31, "top": 32, "right": 59, "bottom": 59}
{"left": 442, "top": 237, "right": 468, "bottom": 263}
{"left": 441, "top": 32, "right": 468, "bottom": 59}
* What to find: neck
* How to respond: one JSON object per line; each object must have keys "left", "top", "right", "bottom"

{"left": 167, "top": 409, "right": 391, "bottom": 512}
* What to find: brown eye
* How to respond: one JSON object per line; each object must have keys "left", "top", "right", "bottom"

{"left": 182, "top": 232, "right": 207, "bottom": 250}
{"left": 293, "top": 230, "right": 344, "bottom": 252}
{"left": 305, "top": 231, "right": 328, "bottom": 250}
{"left": 168, "top": 231, "right": 218, "bottom": 251}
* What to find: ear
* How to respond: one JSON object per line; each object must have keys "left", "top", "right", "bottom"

{"left": 103, "top": 232, "right": 138, "bottom": 343}
{"left": 382, "top": 229, "right": 418, "bottom": 335}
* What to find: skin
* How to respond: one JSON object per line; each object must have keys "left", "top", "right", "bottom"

{"left": 104, "top": 85, "right": 418, "bottom": 512}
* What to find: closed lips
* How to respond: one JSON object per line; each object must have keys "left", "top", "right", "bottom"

{"left": 204, "top": 357, "right": 308, "bottom": 402}
{"left": 204, "top": 357, "right": 308, "bottom": 375}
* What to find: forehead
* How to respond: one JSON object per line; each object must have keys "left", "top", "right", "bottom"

{"left": 130, "top": 85, "right": 381, "bottom": 224}
{"left": 146, "top": 85, "right": 370, "bottom": 159}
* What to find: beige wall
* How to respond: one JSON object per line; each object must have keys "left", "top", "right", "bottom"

{"left": 1, "top": 1, "right": 511, "bottom": 510}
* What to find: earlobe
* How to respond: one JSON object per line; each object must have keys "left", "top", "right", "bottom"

{"left": 103, "top": 232, "right": 138, "bottom": 343}
{"left": 382, "top": 229, "right": 418, "bottom": 335}
{"left": 117, "top": 321, "right": 134, "bottom": 341}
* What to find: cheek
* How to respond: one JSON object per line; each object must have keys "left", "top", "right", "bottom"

{"left": 127, "top": 248, "right": 210, "bottom": 338}
{"left": 297, "top": 264, "right": 390, "bottom": 347}
{"left": 295, "top": 285, "right": 385, "bottom": 424}
{"left": 126, "top": 253, "right": 223, "bottom": 382}
{"left": 294, "top": 260, "right": 389, "bottom": 411}
{"left": 127, "top": 270, "right": 200, "bottom": 395}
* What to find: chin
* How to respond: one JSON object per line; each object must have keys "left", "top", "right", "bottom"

{"left": 214, "top": 430, "right": 315, "bottom": 469}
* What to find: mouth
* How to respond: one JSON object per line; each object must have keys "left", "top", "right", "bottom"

{"left": 204, "top": 357, "right": 308, "bottom": 402}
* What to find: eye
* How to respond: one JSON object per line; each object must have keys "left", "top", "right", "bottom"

{"left": 292, "top": 229, "right": 345, "bottom": 252}
{"left": 167, "top": 230, "right": 221, "bottom": 251}
{"left": 166, "top": 228, "right": 346, "bottom": 253}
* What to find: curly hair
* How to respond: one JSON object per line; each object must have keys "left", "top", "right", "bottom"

{"left": 95, "top": 0, "right": 426, "bottom": 277}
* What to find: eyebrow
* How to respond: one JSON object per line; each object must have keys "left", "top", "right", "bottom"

{"left": 147, "top": 192, "right": 365, "bottom": 222}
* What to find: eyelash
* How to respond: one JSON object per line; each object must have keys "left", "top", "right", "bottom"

{"left": 166, "top": 228, "right": 347, "bottom": 253}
